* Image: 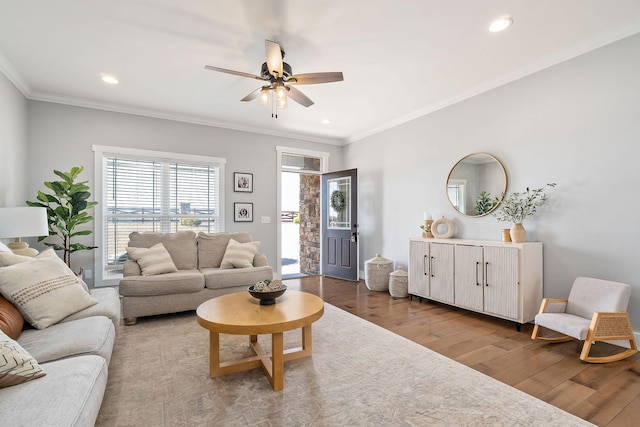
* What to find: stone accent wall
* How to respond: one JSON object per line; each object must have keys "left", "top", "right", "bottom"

{"left": 299, "top": 174, "right": 320, "bottom": 275}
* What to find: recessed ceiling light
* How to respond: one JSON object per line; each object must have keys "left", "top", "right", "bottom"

{"left": 101, "top": 74, "right": 119, "bottom": 85}
{"left": 321, "top": 119, "right": 331, "bottom": 125}
{"left": 488, "top": 15, "right": 513, "bottom": 33}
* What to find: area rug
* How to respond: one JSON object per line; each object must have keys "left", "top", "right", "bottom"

{"left": 96, "top": 303, "right": 592, "bottom": 426}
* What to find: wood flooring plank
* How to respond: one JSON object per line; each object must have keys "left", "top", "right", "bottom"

{"left": 571, "top": 368, "right": 640, "bottom": 426}
{"left": 542, "top": 381, "right": 596, "bottom": 412}
{"left": 605, "top": 394, "right": 640, "bottom": 427}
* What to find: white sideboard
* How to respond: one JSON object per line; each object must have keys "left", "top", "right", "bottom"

{"left": 408, "top": 238, "right": 543, "bottom": 327}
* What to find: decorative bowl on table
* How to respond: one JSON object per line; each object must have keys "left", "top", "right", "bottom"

{"left": 248, "top": 280, "right": 287, "bottom": 305}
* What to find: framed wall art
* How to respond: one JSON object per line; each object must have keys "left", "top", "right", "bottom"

{"left": 234, "top": 203, "right": 253, "bottom": 222}
{"left": 234, "top": 172, "right": 253, "bottom": 193}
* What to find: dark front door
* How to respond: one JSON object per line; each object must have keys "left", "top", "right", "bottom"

{"left": 321, "top": 169, "right": 358, "bottom": 281}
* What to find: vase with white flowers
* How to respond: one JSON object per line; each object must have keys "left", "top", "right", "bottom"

{"left": 492, "top": 183, "right": 556, "bottom": 243}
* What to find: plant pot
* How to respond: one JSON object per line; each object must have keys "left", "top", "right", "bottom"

{"left": 510, "top": 223, "right": 526, "bottom": 243}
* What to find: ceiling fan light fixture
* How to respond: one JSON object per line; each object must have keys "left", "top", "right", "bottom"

{"left": 488, "top": 15, "right": 513, "bottom": 32}
{"left": 277, "top": 93, "right": 288, "bottom": 109}
{"left": 259, "top": 87, "right": 271, "bottom": 105}
{"left": 275, "top": 84, "right": 287, "bottom": 101}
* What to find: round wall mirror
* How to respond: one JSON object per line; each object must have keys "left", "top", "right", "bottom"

{"left": 446, "top": 153, "right": 507, "bottom": 217}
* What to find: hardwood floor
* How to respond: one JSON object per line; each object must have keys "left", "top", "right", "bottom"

{"left": 285, "top": 275, "right": 640, "bottom": 427}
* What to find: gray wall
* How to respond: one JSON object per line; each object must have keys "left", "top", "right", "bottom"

{"left": 26, "top": 102, "right": 343, "bottom": 284}
{"left": 0, "top": 72, "right": 28, "bottom": 209}
{"left": 344, "top": 33, "right": 640, "bottom": 330}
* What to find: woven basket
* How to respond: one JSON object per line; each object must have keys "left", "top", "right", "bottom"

{"left": 389, "top": 266, "right": 409, "bottom": 298}
{"left": 364, "top": 254, "right": 393, "bottom": 291}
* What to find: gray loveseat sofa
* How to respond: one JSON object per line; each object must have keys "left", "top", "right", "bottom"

{"left": 119, "top": 231, "right": 273, "bottom": 325}
{"left": 0, "top": 287, "right": 120, "bottom": 427}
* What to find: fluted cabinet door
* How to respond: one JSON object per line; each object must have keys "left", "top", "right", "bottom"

{"left": 429, "top": 243, "right": 455, "bottom": 304}
{"left": 408, "top": 240, "right": 429, "bottom": 298}
{"left": 454, "top": 245, "right": 484, "bottom": 311}
{"left": 484, "top": 246, "right": 519, "bottom": 319}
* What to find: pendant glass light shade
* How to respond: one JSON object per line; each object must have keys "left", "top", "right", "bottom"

{"left": 275, "top": 84, "right": 287, "bottom": 109}
{"left": 259, "top": 88, "right": 271, "bottom": 105}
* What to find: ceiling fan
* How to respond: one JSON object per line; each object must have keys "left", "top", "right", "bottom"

{"left": 205, "top": 40, "right": 343, "bottom": 115}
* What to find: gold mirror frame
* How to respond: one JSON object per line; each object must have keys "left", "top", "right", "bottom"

{"left": 446, "top": 153, "right": 508, "bottom": 217}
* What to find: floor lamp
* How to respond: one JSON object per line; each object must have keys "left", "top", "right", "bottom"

{"left": 0, "top": 207, "right": 49, "bottom": 256}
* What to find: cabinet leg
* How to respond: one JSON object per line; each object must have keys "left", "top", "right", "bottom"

{"left": 516, "top": 323, "right": 522, "bottom": 332}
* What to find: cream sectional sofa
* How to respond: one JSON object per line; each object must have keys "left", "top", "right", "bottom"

{"left": 119, "top": 231, "right": 273, "bottom": 325}
{"left": 0, "top": 287, "right": 120, "bottom": 427}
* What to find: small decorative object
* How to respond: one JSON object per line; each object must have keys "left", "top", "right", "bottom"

{"left": 431, "top": 216, "right": 455, "bottom": 239}
{"left": 364, "top": 254, "right": 393, "bottom": 291}
{"left": 389, "top": 266, "right": 409, "bottom": 298}
{"left": 420, "top": 220, "right": 433, "bottom": 238}
{"left": 233, "top": 172, "right": 253, "bottom": 193}
{"left": 234, "top": 202, "right": 253, "bottom": 222}
{"left": 501, "top": 229, "right": 512, "bottom": 242}
{"left": 493, "top": 183, "right": 556, "bottom": 243}
{"left": 330, "top": 190, "right": 346, "bottom": 212}
{"left": 248, "top": 279, "right": 287, "bottom": 305}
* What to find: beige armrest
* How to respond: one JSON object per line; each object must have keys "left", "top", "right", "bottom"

{"left": 123, "top": 260, "right": 142, "bottom": 277}
{"left": 538, "top": 298, "right": 568, "bottom": 314}
{"left": 253, "top": 253, "right": 268, "bottom": 267}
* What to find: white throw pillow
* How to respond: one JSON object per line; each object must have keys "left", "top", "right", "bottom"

{"left": 0, "top": 256, "right": 98, "bottom": 329}
{"left": 126, "top": 243, "right": 178, "bottom": 276}
{"left": 220, "top": 239, "right": 260, "bottom": 269}
{"left": 0, "top": 249, "right": 90, "bottom": 292}
{"left": 0, "top": 329, "right": 46, "bottom": 388}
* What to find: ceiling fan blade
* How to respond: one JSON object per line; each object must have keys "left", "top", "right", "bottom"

{"left": 288, "top": 72, "right": 344, "bottom": 85}
{"left": 265, "top": 40, "right": 283, "bottom": 77}
{"left": 287, "top": 86, "right": 314, "bottom": 107}
{"left": 240, "top": 87, "right": 261, "bottom": 102}
{"left": 204, "top": 65, "right": 268, "bottom": 81}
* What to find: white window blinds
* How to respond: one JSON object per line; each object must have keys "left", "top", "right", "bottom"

{"left": 102, "top": 156, "right": 221, "bottom": 276}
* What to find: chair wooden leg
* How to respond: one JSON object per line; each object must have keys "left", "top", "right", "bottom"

{"left": 579, "top": 312, "right": 638, "bottom": 363}
{"left": 531, "top": 324, "right": 573, "bottom": 343}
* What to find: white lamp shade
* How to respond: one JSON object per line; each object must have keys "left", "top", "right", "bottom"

{"left": 0, "top": 207, "right": 49, "bottom": 239}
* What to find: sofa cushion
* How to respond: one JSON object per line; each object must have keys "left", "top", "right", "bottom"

{"left": 0, "top": 330, "right": 46, "bottom": 388}
{"left": 119, "top": 270, "right": 205, "bottom": 296}
{"left": 128, "top": 231, "right": 197, "bottom": 270}
{"left": 0, "top": 256, "right": 98, "bottom": 329}
{"left": 126, "top": 243, "right": 178, "bottom": 276}
{"left": 0, "top": 355, "right": 107, "bottom": 427}
{"left": 220, "top": 239, "right": 260, "bottom": 269}
{"left": 201, "top": 265, "right": 273, "bottom": 290}
{"left": 197, "top": 231, "right": 252, "bottom": 268}
{"left": 18, "top": 316, "right": 115, "bottom": 365}
{"left": 0, "top": 249, "right": 90, "bottom": 292}
{"left": 0, "top": 296, "right": 24, "bottom": 340}
{"left": 60, "top": 287, "right": 121, "bottom": 329}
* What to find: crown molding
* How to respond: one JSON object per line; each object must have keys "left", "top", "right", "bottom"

{"left": 0, "top": 52, "right": 31, "bottom": 96}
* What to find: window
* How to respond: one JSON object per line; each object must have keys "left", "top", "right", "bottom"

{"left": 447, "top": 179, "right": 466, "bottom": 213}
{"left": 93, "top": 146, "right": 226, "bottom": 286}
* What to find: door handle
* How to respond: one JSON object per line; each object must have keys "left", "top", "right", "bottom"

{"left": 351, "top": 232, "right": 357, "bottom": 243}
{"left": 476, "top": 261, "right": 480, "bottom": 286}
{"left": 485, "top": 261, "right": 489, "bottom": 286}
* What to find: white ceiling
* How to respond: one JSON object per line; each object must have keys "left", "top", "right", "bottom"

{"left": 2, "top": 1, "right": 640, "bottom": 145}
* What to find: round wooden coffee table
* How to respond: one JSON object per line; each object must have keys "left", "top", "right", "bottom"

{"left": 196, "top": 290, "right": 324, "bottom": 391}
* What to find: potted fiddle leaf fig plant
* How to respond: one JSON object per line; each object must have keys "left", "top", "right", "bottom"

{"left": 26, "top": 166, "right": 98, "bottom": 270}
